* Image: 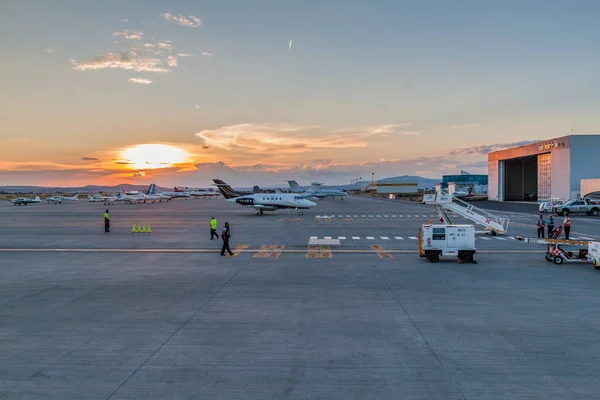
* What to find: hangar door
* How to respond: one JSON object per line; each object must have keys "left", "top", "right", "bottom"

{"left": 503, "top": 155, "right": 538, "bottom": 201}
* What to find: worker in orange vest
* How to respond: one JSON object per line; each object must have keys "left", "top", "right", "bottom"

{"left": 563, "top": 213, "right": 571, "bottom": 240}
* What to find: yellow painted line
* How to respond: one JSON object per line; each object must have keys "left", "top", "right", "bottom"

{"left": 0, "top": 248, "right": 543, "bottom": 254}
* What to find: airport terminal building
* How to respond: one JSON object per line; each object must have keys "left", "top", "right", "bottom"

{"left": 488, "top": 135, "right": 600, "bottom": 202}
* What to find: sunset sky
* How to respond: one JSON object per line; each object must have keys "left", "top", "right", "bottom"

{"left": 2, "top": 0, "right": 600, "bottom": 187}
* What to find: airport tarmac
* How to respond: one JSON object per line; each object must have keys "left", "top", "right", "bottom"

{"left": 1, "top": 195, "right": 600, "bottom": 399}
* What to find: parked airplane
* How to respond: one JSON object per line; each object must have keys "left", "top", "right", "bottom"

{"left": 286, "top": 180, "right": 348, "bottom": 199}
{"left": 174, "top": 186, "right": 219, "bottom": 198}
{"left": 10, "top": 196, "right": 41, "bottom": 206}
{"left": 452, "top": 186, "right": 473, "bottom": 199}
{"left": 155, "top": 186, "right": 191, "bottom": 198}
{"left": 146, "top": 184, "right": 172, "bottom": 201}
{"left": 213, "top": 179, "right": 317, "bottom": 215}
{"left": 47, "top": 194, "right": 79, "bottom": 204}
{"left": 88, "top": 195, "right": 116, "bottom": 204}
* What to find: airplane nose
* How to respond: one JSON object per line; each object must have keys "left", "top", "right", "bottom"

{"left": 307, "top": 200, "right": 316, "bottom": 207}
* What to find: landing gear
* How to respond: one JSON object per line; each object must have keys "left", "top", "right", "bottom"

{"left": 259, "top": 210, "right": 264, "bottom": 215}
{"left": 299, "top": 211, "right": 304, "bottom": 215}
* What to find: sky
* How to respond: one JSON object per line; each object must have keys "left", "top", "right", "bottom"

{"left": 1, "top": 0, "right": 600, "bottom": 187}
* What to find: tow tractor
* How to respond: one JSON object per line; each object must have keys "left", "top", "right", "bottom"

{"left": 515, "top": 226, "right": 600, "bottom": 268}
{"left": 418, "top": 224, "right": 477, "bottom": 263}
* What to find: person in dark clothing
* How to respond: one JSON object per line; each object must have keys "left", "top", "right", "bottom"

{"left": 563, "top": 213, "right": 571, "bottom": 240}
{"left": 536, "top": 215, "right": 545, "bottom": 238}
{"left": 220, "top": 221, "right": 234, "bottom": 256}
{"left": 547, "top": 215, "right": 554, "bottom": 238}
{"left": 104, "top": 209, "right": 110, "bottom": 233}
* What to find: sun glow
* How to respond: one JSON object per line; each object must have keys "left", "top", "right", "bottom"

{"left": 121, "top": 144, "right": 190, "bottom": 169}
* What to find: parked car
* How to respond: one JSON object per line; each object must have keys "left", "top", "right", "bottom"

{"left": 555, "top": 198, "right": 600, "bottom": 216}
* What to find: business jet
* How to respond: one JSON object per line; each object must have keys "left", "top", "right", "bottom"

{"left": 10, "top": 196, "right": 41, "bottom": 206}
{"left": 286, "top": 180, "right": 348, "bottom": 199}
{"left": 452, "top": 186, "right": 474, "bottom": 199}
{"left": 47, "top": 194, "right": 79, "bottom": 204}
{"left": 212, "top": 179, "right": 317, "bottom": 215}
{"left": 145, "top": 184, "right": 172, "bottom": 201}
{"left": 174, "top": 186, "right": 219, "bottom": 198}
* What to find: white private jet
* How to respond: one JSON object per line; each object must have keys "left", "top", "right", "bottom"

{"left": 88, "top": 195, "right": 116, "bottom": 205}
{"left": 213, "top": 179, "right": 317, "bottom": 215}
{"left": 287, "top": 180, "right": 348, "bottom": 199}
{"left": 10, "top": 196, "right": 41, "bottom": 206}
{"left": 173, "top": 186, "right": 219, "bottom": 198}
{"left": 47, "top": 194, "right": 79, "bottom": 204}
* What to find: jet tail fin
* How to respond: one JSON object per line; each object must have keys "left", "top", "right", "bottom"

{"left": 253, "top": 185, "right": 261, "bottom": 194}
{"left": 306, "top": 182, "right": 322, "bottom": 194}
{"left": 286, "top": 180, "right": 303, "bottom": 193}
{"left": 212, "top": 179, "right": 240, "bottom": 199}
{"left": 35, "top": 196, "right": 41, "bottom": 201}
{"left": 146, "top": 184, "right": 156, "bottom": 195}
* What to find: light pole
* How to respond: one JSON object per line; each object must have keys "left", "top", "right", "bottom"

{"left": 351, "top": 179, "right": 354, "bottom": 191}
{"left": 359, "top": 176, "right": 362, "bottom": 192}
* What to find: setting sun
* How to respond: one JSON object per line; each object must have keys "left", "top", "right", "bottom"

{"left": 121, "top": 144, "right": 190, "bottom": 169}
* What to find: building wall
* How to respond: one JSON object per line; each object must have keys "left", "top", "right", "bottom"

{"left": 488, "top": 159, "right": 499, "bottom": 200}
{"left": 581, "top": 179, "right": 600, "bottom": 197}
{"left": 550, "top": 146, "right": 571, "bottom": 201}
{"left": 570, "top": 135, "right": 600, "bottom": 198}
{"left": 376, "top": 183, "right": 418, "bottom": 194}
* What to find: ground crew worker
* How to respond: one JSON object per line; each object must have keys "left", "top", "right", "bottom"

{"left": 210, "top": 216, "right": 219, "bottom": 240}
{"left": 220, "top": 221, "right": 234, "bottom": 256}
{"left": 563, "top": 213, "right": 571, "bottom": 240}
{"left": 547, "top": 215, "right": 554, "bottom": 238}
{"left": 104, "top": 209, "right": 110, "bottom": 233}
{"left": 536, "top": 215, "right": 545, "bottom": 238}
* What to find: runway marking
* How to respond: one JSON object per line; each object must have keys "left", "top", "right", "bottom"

{"left": 310, "top": 236, "right": 318, "bottom": 240}
{"left": 361, "top": 215, "right": 366, "bottom": 217}
{"left": 253, "top": 244, "right": 285, "bottom": 258}
{"left": 352, "top": 236, "right": 361, "bottom": 240}
{"left": 278, "top": 218, "right": 286, "bottom": 222}
{"left": 235, "top": 245, "right": 250, "bottom": 250}
{"left": 479, "top": 237, "right": 491, "bottom": 240}
{"left": 366, "top": 236, "right": 375, "bottom": 240}
{"left": 369, "top": 215, "right": 373, "bottom": 217}
{"left": 408, "top": 236, "right": 418, "bottom": 240}
{"left": 0, "top": 248, "right": 545, "bottom": 254}
{"left": 306, "top": 244, "right": 332, "bottom": 258}
{"left": 391, "top": 215, "right": 397, "bottom": 217}
{"left": 324, "top": 236, "right": 332, "bottom": 239}
{"left": 377, "top": 215, "right": 381, "bottom": 217}
{"left": 495, "top": 237, "right": 507, "bottom": 240}
{"left": 394, "top": 236, "right": 403, "bottom": 240}
{"left": 371, "top": 244, "right": 393, "bottom": 259}
{"left": 384, "top": 215, "right": 389, "bottom": 217}
{"left": 380, "top": 236, "right": 390, "bottom": 240}
{"left": 338, "top": 236, "right": 346, "bottom": 240}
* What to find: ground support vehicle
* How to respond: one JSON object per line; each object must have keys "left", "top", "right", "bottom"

{"left": 418, "top": 224, "right": 477, "bottom": 263}
{"left": 554, "top": 198, "right": 600, "bottom": 216}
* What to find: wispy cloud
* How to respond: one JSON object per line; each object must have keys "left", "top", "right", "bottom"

{"left": 449, "top": 123, "right": 479, "bottom": 130}
{"left": 167, "top": 55, "right": 177, "bottom": 67}
{"left": 288, "top": 40, "right": 292, "bottom": 52}
{"left": 201, "top": 51, "right": 212, "bottom": 58}
{"left": 71, "top": 52, "right": 171, "bottom": 73}
{"left": 157, "top": 40, "right": 172, "bottom": 50}
{"left": 178, "top": 52, "right": 194, "bottom": 57}
{"left": 112, "top": 30, "right": 144, "bottom": 40}
{"left": 81, "top": 157, "right": 99, "bottom": 161}
{"left": 161, "top": 12, "right": 201, "bottom": 28}
{"left": 120, "top": 18, "right": 129, "bottom": 22}
{"left": 449, "top": 140, "right": 539, "bottom": 156}
{"left": 46, "top": 49, "right": 56, "bottom": 53}
{"left": 195, "top": 123, "right": 403, "bottom": 155}
{"left": 128, "top": 77, "right": 153, "bottom": 85}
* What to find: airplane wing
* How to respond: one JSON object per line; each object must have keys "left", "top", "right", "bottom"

{"left": 252, "top": 204, "right": 278, "bottom": 211}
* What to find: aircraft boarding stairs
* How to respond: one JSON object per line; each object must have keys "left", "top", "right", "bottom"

{"left": 423, "top": 192, "right": 510, "bottom": 236}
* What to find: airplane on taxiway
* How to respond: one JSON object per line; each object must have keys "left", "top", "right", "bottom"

{"left": 10, "top": 196, "right": 41, "bottom": 206}
{"left": 286, "top": 180, "right": 348, "bottom": 199}
{"left": 47, "top": 194, "right": 79, "bottom": 204}
{"left": 212, "top": 179, "right": 317, "bottom": 215}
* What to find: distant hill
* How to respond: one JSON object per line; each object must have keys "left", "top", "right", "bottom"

{"left": 0, "top": 184, "right": 169, "bottom": 194}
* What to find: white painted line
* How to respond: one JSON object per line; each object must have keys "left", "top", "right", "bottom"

{"left": 324, "top": 236, "right": 332, "bottom": 240}
{"left": 352, "top": 236, "right": 361, "bottom": 240}
{"left": 384, "top": 215, "right": 389, "bottom": 217}
{"left": 408, "top": 236, "right": 418, "bottom": 240}
{"left": 391, "top": 215, "right": 397, "bottom": 217}
{"left": 353, "top": 215, "right": 358, "bottom": 217}
{"left": 479, "top": 237, "right": 491, "bottom": 240}
{"left": 380, "top": 236, "right": 389, "bottom": 240}
{"left": 346, "top": 215, "right": 351, "bottom": 218}
{"left": 407, "top": 215, "right": 412, "bottom": 217}
{"left": 369, "top": 215, "right": 373, "bottom": 217}
{"left": 495, "top": 237, "right": 507, "bottom": 240}
{"left": 399, "top": 215, "right": 404, "bottom": 217}
{"left": 338, "top": 236, "right": 346, "bottom": 240}
{"left": 309, "top": 238, "right": 341, "bottom": 245}
{"left": 310, "top": 236, "right": 318, "bottom": 240}
{"left": 377, "top": 215, "right": 381, "bottom": 217}
{"left": 366, "top": 236, "right": 375, "bottom": 240}
{"left": 338, "top": 215, "right": 343, "bottom": 217}
{"left": 578, "top": 236, "right": 593, "bottom": 240}
{"left": 422, "top": 215, "right": 428, "bottom": 217}
{"left": 361, "top": 215, "right": 366, "bottom": 217}
{"left": 394, "top": 236, "right": 403, "bottom": 240}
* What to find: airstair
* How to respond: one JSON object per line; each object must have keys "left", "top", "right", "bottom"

{"left": 423, "top": 192, "right": 510, "bottom": 235}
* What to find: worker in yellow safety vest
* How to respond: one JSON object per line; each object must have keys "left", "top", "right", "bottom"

{"left": 104, "top": 209, "right": 110, "bottom": 233}
{"left": 210, "top": 216, "right": 219, "bottom": 240}
{"left": 563, "top": 213, "right": 571, "bottom": 240}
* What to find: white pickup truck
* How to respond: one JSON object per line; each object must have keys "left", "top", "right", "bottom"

{"left": 554, "top": 198, "right": 600, "bottom": 216}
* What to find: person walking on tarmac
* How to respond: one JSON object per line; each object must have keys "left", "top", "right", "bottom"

{"left": 220, "top": 221, "right": 234, "bottom": 256}
{"left": 547, "top": 215, "right": 555, "bottom": 238}
{"left": 563, "top": 212, "right": 571, "bottom": 240}
{"left": 210, "top": 216, "right": 219, "bottom": 240}
{"left": 104, "top": 209, "right": 110, "bottom": 233}
{"left": 536, "top": 215, "right": 545, "bottom": 238}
